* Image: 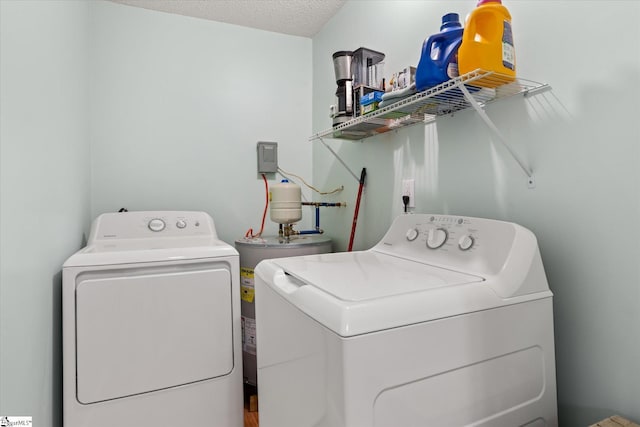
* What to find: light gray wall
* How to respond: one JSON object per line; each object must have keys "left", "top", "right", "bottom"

{"left": 2, "top": 0, "right": 638, "bottom": 425}
{"left": 0, "top": 1, "right": 91, "bottom": 425}
{"left": 89, "top": 1, "right": 314, "bottom": 243}
{"left": 1, "top": 1, "right": 312, "bottom": 425}
{"left": 312, "top": 1, "right": 640, "bottom": 425}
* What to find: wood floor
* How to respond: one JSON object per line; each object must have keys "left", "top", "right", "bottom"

{"left": 590, "top": 416, "right": 640, "bottom": 427}
{"left": 243, "top": 387, "right": 259, "bottom": 427}
{"left": 244, "top": 407, "right": 259, "bottom": 427}
{"left": 244, "top": 407, "right": 640, "bottom": 427}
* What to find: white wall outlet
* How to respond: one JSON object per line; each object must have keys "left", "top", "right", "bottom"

{"left": 402, "top": 179, "right": 415, "bottom": 208}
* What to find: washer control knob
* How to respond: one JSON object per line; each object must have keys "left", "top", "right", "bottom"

{"left": 148, "top": 218, "right": 166, "bottom": 232}
{"left": 406, "top": 228, "right": 419, "bottom": 241}
{"left": 426, "top": 228, "right": 448, "bottom": 249}
{"left": 176, "top": 220, "right": 187, "bottom": 229}
{"left": 458, "top": 235, "right": 474, "bottom": 251}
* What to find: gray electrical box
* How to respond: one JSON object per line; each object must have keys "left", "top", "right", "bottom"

{"left": 257, "top": 141, "right": 278, "bottom": 173}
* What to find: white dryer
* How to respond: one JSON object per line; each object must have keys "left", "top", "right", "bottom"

{"left": 255, "top": 214, "right": 558, "bottom": 427}
{"left": 62, "top": 211, "right": 242, "bottom": 427}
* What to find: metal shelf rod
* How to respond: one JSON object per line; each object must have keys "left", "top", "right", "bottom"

{"left": 458, "top": 83, "right": 535, "bottom": 188}
{"left": 523, "top": 84, "right": 552, "bottom": 98}
{"left": 319, "top": 138, "right": 360, "bottom": 183}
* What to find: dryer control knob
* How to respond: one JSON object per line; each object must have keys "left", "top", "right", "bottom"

{"left": 176, "top": 220, "right": 187, "bottom": 229}
{"left": 148, "top": 218, "right": 166, "bottom": 232}
{"left": 458, "top": 235, "right": 474, "bottom": 251}
{"left": 426, "top": 228, "right": 448, "bottom": 249}
{"left": 406, "top": 228, "right": 419, "bottom": 241}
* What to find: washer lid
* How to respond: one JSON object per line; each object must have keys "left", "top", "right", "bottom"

{"left": 258, "top": 251, "right": 520, "bottom": 337}
{"left": 272, "top": 251, "right": 482, "bottom": 302}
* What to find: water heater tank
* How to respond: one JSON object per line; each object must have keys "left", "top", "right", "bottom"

{"left": 235, "top": 235, "right": 332, "bottom": 387}
{"left": 270, "top": 179, "right": 301, "bottom": 224}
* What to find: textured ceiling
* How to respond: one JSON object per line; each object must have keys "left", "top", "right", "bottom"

{"left": 109, "top": 0, "right": 346, "bottom": 37}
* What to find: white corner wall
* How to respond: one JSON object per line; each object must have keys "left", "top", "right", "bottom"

{"left": 312, "top": 1, "right": 640, "bottom": 425}
{"left": 2, "top": 0, "right": 638, "bottom": 425}
{"left": 0, "top": 1, "right": 91, "bottom": 425}
{"left": 89, "top": 1, "right": 313, "bottom": 243}
{"left": 1, "top": 1, "right": 312, "bottom": 425}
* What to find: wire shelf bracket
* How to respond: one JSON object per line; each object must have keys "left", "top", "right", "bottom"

{"left": 318, "top": 137, "right": 361, "bottom": 183}
{"left": 457, "top": 83, "right": 536, "bottom": 188}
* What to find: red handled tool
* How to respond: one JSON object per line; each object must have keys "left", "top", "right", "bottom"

{"left": 348, "top": 167, "right": 366, "bottom": 252}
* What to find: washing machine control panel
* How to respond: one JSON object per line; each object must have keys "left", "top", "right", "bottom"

{"left": 377, "top": 214, "right": 523, "bottom": 276}
{"left": 90, "top": 211, "right": 218, "bottom": 241}
{"left": 403, "top": 216, "right": 476, "bottom": 251}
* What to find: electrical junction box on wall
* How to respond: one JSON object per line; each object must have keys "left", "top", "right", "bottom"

{"left": 257, "top": 142, "right": 278, "bottom": 174}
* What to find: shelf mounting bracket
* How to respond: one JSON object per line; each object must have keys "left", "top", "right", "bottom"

{"left": 458, "top": 83, "right": 535, "bottom": 188}
{"left": 319, "top": 137, "right": 361, "bottom": 183}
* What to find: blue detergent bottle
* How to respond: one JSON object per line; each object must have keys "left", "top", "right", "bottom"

{"left": 415, "top": 13, "right": 464, "bottom": 91}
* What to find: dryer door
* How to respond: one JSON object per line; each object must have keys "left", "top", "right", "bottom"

{"left": 75, "top": 261, "right": 233, "bottom": 404}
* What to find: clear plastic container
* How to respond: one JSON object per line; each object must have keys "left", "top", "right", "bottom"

{"left": 458, "top": 0, "right": 516, "bottom": 87}
{"left": 351, "top": 47, "right": 385, "bottom": 89}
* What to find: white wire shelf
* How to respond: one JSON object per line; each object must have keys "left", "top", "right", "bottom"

{"left": 310, "top": 69, "right": 550, "bottom": 142}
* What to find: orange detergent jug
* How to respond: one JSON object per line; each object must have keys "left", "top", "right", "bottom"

{"left": 458, "top": 0, "right": 516, "bottom": 87}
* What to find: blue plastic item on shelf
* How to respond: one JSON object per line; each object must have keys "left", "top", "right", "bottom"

{"left": 415, "top": 13, "right": 464, "bottom": 91}
{"left": 360, "top": 91, "right": 384, "bottom": 106}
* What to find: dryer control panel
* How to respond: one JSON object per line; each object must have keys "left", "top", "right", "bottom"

{"left": 374, "top": 214, "right": 534, "bottom": 277}
{"left": 87, "top": 211, "right": 218, "bottom": 242}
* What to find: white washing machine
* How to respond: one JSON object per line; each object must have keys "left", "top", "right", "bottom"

{"left": 62, "top": 211, "right": 242, "bottom": 427}
{"left": 255, "top": 214, "right": 558, "bottom": 427}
